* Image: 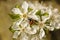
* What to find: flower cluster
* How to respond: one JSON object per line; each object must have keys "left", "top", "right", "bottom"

{"left": 9, "top": 1, "right": 60, "bottom": 40}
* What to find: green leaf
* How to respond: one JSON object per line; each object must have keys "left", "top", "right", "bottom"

{"left": 42, "top": 12, "right": 49, "bottom": 16}
{"left": 9, "top": 14, "right": 20, "bottom": 21}
{"left": 35, "top": 10, "right": 41, "bottom": 16}
{"left": 35, "top": 10, "right": 42, "bottom": 21}
{"left": 28, "top": 7, "right": 33, "bottom": 12}
{"left": 9, "top": 26, "right": 15, "bottom": 33}
{"left": 9, "top": 14, "right": 20, "bottom": 19}
{"left": 45, "top": 19, "right": 50, "bottom": 26}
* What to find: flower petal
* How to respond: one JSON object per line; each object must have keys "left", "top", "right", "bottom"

{"left": 55, "top": 23, "right": 60, "bottom": 29}
{"left": 22, "top": 1, "right": 28, "bottom": 13}
{"left": 20, "top": 32, "right": 29, "bottom": 40}
{"left": 12, "top": 22, "right": 20, "bottom": 30}
{"left": 30, "top": 25, "right": 39, "bottom": 34}
{"left": 13, "top": 31, "right": 21, "bottom": 39}
{"left": 25, "top": 25, "right": 39, "bottom": 34}
{"left": 42, "top": 16, "right": 50, "bottom": 23}
{"left": 39, "top": 28, "right": 45, "bottom": 39}
{"left": 28, "top": 15, "right": 39, "bottom": 21}
{"left": 16, "top": 18, "right": 23, "bottom": 25}
{"left": 12, "top": 8, "right": 22, "bottom": 15}
{"left": 21, "top": 20, "right": 29, "bottom": 28}
{"left": 46, "top": 26, "right": 54, "bottom": 31}
{"left": 28, "top": 2, "right": 35, "bottom": 9}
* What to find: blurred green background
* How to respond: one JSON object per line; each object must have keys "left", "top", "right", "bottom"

{"left": 0, "top": 0, "right": 60, "bottom": 40}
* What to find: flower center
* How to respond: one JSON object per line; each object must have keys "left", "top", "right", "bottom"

{"left": 23, "top": 13, "right": 27, "bottom": 18}
{"left": 39, "top": 22, "right": 45, "bottom": 28}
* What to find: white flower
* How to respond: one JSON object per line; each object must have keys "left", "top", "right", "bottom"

{"left": 11, "top": 1, "right": 39, "bottom": 39}
{"left": 9, "top": 1, "right": 60, "bottom": 40}
{"left": 12, "top": 1, "right": 39, "bottom": 25}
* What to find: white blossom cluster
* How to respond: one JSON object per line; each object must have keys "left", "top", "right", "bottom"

{"left": 9, "top": 1, "right": 60, "bottom": 40}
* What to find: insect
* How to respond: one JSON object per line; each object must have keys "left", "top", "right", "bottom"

{"left": 28, "top": 18, "right": 38, "bottom": 25}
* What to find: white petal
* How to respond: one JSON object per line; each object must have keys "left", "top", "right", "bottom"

{"left": 55, "top": 24, "right": 60, "bottom": 29}
{"left": 22, "top": 1, "right": 28, "bottom": 13}
{"left": 39, "top": 28, "right": 45, "bottom": 39}
{"left": 26, "top": 28, "right": 36, "bottom": 34}
{"left": 28, "top": 15, "right": 39, "bottom": 21}
{"left": 20, "top": 32, "right": 29, "bottom": 40}
{"left": 47, "top": 8, "right": 52, "bottom": 16}
{"left": 32, "top": 25, "right": 39, "bottom": 31}
{"left": 12, "top": 8, "right": 22, "bottom": 15}
{"left": 49, "top": 27, "right": 54, "bottom": 31}
{"left": 12, "top": 22, "right": 20, "bottom": 30}
{"left": 25, "top": 25, "right": 33, "bottom": 34}
{"left": 28, "top": 10, "right": 39, "bottom": 21}
{"left": 25, "top": 25, "right": 39, "bottom": 34}
{"left": 46, "top": 26, "right": 54, "bottom": 31}
{"left": 16, "top": 18, "right": 23, "bottom": 25}
{"left": 42, "top": 16, "right": 50, "bottom": 23}
{"left": 13, "top": 31, "right": 21, "bottom": 39}
{"left": 55, "top": 26, "right": 60, "bottom": 29}
{"left": 25, "top": 25, "right": 31, "bottom": 32}
{"left": 33, "top": 10, "right": 38, "bottom": 15}
{"left": 21, "top": 20, "right": 29, "bottom": 28}
{"left": 30, "top": 25, "right": 39, "bottom": 34}
{"left": 29, "top": 29, "right": 37, "bottom": 34}
{"left": 28, "top": 2, "right": 35, "bottom": 9}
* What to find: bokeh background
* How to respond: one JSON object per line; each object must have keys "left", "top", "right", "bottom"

{"left": 0, "top": 0, "right": 60, "bottom": 40}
